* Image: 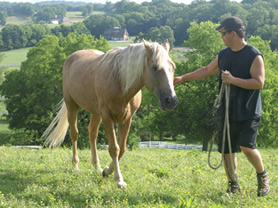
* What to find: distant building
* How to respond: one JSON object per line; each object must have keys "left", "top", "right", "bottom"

{"left": 50, "top": 15, "right": 71, "bottom": 24}
{"left": 50, "top": 19, "right": 59, "bottom": 24}
{"left": 103, "top": 27, "right": 129, "bottom": 41}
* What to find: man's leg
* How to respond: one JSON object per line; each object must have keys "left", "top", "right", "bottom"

{"left": 223, "top": 153, "right": 242, "bottom": 194}
{"left": 224, "top": 153, "right": 237, "bottom": 182}
{"left": 240, "top": 146, "right": 264, "bottom": 172}
{"left": 240, "top": 146, "right": 270, "bottom": 196}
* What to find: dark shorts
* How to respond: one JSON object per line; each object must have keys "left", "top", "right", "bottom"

{"left": 218, "top": 117, "right": 261, "bottom": 154}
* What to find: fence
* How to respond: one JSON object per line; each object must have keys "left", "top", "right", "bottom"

{"left": 138, "top": 141, "right": 202, "bottom": 150}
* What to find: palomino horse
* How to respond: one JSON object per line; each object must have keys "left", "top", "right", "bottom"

{"left": 43, "top": 39, "right": 178, "bottom": 188}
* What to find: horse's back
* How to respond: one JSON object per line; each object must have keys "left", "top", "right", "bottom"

{"left": 64, "top": 49, "right": 104, "bottom": 68}
{"left": 63, "top": 49, "right": 104, "bottom": 113}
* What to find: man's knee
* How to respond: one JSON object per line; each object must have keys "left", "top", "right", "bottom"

{"left": 240, "top": 146, "right": 255, "bottom": 156}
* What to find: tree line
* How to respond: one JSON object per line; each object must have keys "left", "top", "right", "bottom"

{"left": 1, "top": 21, "right": 278, "bottom": 149}
{"left": 1, "top": 0, "right": 278, "bottom": 51}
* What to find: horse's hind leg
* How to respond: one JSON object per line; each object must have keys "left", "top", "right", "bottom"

{"left": 88, "top": 113, "right": 102, "bottom": 173}
{"left": 67, "top": 104, "right": 79, "bottom": 170}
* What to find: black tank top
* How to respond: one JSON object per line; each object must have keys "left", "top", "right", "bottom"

{"left": 218, "top": 44, "right": 262, "bottom": 121}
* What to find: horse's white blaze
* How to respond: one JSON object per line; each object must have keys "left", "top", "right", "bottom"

{"left": 164, "top": 62, "right": 176, "bottom": 97}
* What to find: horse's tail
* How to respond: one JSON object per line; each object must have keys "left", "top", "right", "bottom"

{"left": 42, "top": 99, "right": 69, "bottom": 148}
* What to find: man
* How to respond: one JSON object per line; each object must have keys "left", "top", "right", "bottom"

{"left": 174, "top": 16, "right": 270, "bottom": 196}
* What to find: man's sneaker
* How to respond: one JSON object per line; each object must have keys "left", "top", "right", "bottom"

{"left": 257, "top": 172, "right": 270, "bottom": 196}
{"left": 226, "top": 181, "right": 242, "bottom": 194}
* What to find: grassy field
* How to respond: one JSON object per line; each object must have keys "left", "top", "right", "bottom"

{"left": 0, "top": 119, "right": 10, "bottom": 142}
{"left": 0, "top": 147, "right": 277, "bottom": 207}
{"left": 66, "top": 11, "right": 85, "bottom": 23}
{"left": 0, "top": 99, "right": 6, "bottom": 112}
{"left": 0, "top": 47, "right": 30, "bottom": 67}
{"left": 108, "top": 39, "right": 135, "bottom": 48}
{"left": 6, "top": 16, "right": 32, "bottom": 25}
{"left": 0, "top": 11, "right": 104, "bottom": 29}
{"left": 0, "top": 40, "right": 136, "bottom": 67}
{"left": 0, "top": 99, "right": 10, "bottom": 144}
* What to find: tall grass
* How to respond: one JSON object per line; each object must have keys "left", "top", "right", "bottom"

{"left": 0, "top": 147, "right": 277, "bottom": 207}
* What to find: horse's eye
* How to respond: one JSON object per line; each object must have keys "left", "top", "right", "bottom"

{"left": 152, "top": 65, "right": 158, "bottom": 71}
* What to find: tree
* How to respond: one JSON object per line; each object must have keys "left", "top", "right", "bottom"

{"left": 255, "top": 24, "right": 278, "bottom": 50}
{"left": 0, "top": 24, "right": 50, "bottom": 51}
{"left": 0, "top": 52, "right": 6, "bottom": 85}
{"left": 84, "top": 15, "right": 120, "bottom": 38}
{"left": 26, "top": 24, "right": 50, "bottom": 47}
{"left": 137, "top": 25, "right": 175, "bottom": 48}
{"left": 246, "top": 4, "right": 271, "bottom": 35}
{"left": 1, "top": 25, "right": 28, "bottom": 50}
{"left": 82, "top": 7, "right": 89, "bottom": 17}
{"left": 0, "top": 34, "right": 110, "bottom": 145}
{"left": 33, "top": 6, "right": 56, "bottom": 23}
{"left": 13, "top": 3, "right": 34, "bottom": 16}
{"left": 51, "top": 22, "right": 90, "bottom": 37}
{"left": 0, "top": 11, "right": 7, "bottom": 26}
{"left": 124, "top": 12, "right": 145, "bottom": 35}
{"left": 247, "top": 36, "right": 278, "bottom": 147}
{"left": 87, "top": 3, "right": 94, "bottom": 15}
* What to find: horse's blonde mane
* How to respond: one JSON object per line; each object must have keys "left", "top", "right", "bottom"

{"left": 100, "top": 41, "right": 173, "bottom": 94}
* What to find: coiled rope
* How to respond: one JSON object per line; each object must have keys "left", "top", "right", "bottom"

{"left": 208, "top": 82, "right": 237, "bottom": 180}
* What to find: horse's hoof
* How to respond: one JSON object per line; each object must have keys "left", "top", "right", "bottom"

{"left": 117, "top": 181, "right": 127, "bottom": 189}
{"left": 93, "top": 163, "right": 103, "bottom": 174}
{"left": 96, "top": 167, "right": 103, "bottom": 174}
{"left": 102, "top": 166, "right": 109, "bottom": 177}
{"left": 73, "top": 166, "right": 79, "bottom": 171}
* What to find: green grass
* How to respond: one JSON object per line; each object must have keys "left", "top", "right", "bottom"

{"left": 6, "top": 16, "right": 32, "bottom": 25}
{"left": 0, "top": 48, "right": 30, "bottom": 66}
{"left": 66, "top": 11, "right": 85, "bottom": 23}
{"left": 0, "top": 147, "right": 277, "bottom": 207}
{"left": 0, "top": 119, "right": 11, "bottom": 145}
{"left": 0, "top": 38, "right": 134, "bottom": 67}
{"left": 0, "top": 16, "right": 32, "bottom": 30}
{"left": 0, "top": 100, "right": 6, "bottom": 112}
{"left": 0, "top": 99, "right": 10, "bottom": 142}
{"left": 91, "top": 11, "right": 105, "bottom": 16}
{"left": 171, "top": 47, "right": 191, "bottom": 63}
{"left": 108, "top": 38, "right": 135, "bottom": 48}
{"left": 66, "top": 11, "right": 105, "bottom": 23}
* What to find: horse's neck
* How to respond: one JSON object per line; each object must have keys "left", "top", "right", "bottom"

{"left": 124, "top": 78, "right": 144, "bottom": 102}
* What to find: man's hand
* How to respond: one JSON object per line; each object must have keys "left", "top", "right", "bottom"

{"left": 221, "top": 70, "right": 234, "bottom": 84}
{"left": 174, "top": 76, "right": 183, "bottom": 86}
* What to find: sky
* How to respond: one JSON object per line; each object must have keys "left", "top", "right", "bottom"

{"left": 1, "top": 0, "right": 242, "bottom": 4}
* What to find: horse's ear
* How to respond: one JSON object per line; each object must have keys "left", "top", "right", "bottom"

{"left": 163, "top": 39, "right": 170, "bottom": 53}
{"left": 143, "top": 39, "right": 152, "bottom": 57}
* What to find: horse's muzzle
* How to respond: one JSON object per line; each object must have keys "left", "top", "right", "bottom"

{"left": 160, "top": 95, "right": 178, "bottom": 111}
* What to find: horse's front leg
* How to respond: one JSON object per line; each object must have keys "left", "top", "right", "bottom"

{"left": 88, "top": 113, "right": 102, "bottom": 173}
{"left": 103, "top": 118, "right": 132, "bottom": 187}
{"left": 118, "top": 117, "right": 132, "bottom": 159}
{"left": 102, "top": 114, "right": 126, "bottom": 188}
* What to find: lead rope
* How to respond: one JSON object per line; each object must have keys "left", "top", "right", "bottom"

{"left": 208, "top": 83, "right": 237, "bottom": 181}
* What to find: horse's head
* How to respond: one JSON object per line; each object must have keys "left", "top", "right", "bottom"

{"left": 143, "top": 39, "right": 178, "bottom": 111}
